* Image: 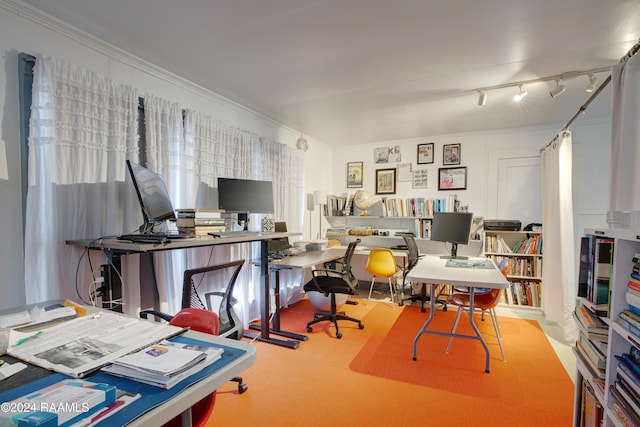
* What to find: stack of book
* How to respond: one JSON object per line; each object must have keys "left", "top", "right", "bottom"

{"left": 574, "top": 304, "right": 608, "bottom": 344}
{"left": 176, "top": 209, "right": 226, "bottom": 235}
{"left": 102, "top": 340, "right": 224, "bottom": 389}
{"left": 612, "top": 348, "right": 640, "bottom": 426}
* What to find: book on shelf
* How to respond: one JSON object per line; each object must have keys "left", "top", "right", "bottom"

{"left": 577, "top": 236, "right": 591, "bottom": 298}
{"left": 577, "top": 331, "right": 606, "bottom": 370}
{"left": 615, "top": 376, "right": 640, "bottom": 417}
{"left": 0, "top": 378, "right": 119, "bottom": 427}
{"left": 610, "top": 383, "right": 640, "bottom": 427}
{"left": 574, "top": 345, "right": 605, "bottom": 380}
{"left": 102, "top": 340, "right": 223, "bottom": 389}
{"left": 581, "top": 380, "right": 603, "bottom": 427}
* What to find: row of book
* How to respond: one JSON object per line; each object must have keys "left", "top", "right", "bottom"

{"left": 484, "top": 234, "right": 543, "bottom": 255}
{"left": 380, "top": 195, "right": 458, "bottom": 218}
{"left": 491, "top": 255, "right": 542, "bottom": 279}
{"left": 608, "top": 254, "right": 640, "bottom": 426}
{"left": 502, "top": 280, "right": 541, "bottom": 307}
{"left": 611, "top": 348, "right": 640, "bottom": 426}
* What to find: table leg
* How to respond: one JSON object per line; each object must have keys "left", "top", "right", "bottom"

{"left": 412, "top": 283, "right": 436, "bottom": 360}
{"left": 466, "top": 288, "right": 491, "bottom": 373}
{"left": 245, "top": 242, "right": 304, "bottom": 349}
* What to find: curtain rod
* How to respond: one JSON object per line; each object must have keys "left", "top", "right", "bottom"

{"left": 542, "top": 37, "right": 640, "bottom": 151}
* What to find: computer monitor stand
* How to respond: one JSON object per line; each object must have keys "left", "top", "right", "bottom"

{"left": 439, "top": 242, "right": 468, "bottom": 260}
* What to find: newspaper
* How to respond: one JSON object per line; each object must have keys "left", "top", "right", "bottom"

{"left": 7, "top": 311, "right": 185, "bottom": 378}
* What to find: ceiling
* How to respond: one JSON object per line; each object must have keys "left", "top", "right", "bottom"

{"left": 20, "top": 0, "right": 640, "bottom": 148}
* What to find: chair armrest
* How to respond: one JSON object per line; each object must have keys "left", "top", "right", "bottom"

{"left": 139, "top": 309, "right": 173, "bottom": 322}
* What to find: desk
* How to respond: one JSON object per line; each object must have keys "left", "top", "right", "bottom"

{"left": 0, "top": 304, "right": 256, "bottom": 427}
{"left": 67, "top": 232, "right": 300, "bottom": 348}
{"left": 406, "top": 256, "right": 508, "bottom": 373}
{"left": 257, "top": 248, "right": 347, "bottom": 347}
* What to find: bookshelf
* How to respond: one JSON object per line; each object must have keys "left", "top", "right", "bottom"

{"left": 483, "top": 229, "right": 543, "bottom": 308}
{"left": 573, "top": 228, "right": 640, "bottom": 427}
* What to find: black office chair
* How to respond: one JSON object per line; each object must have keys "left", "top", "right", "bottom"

{"left": 397, "top": 235, "right": 448, "bottom": 312}
{"left": 140, "top": 259, "right": 247, "bottom": 393}
{"left": 304, "top": 239, "right": 364, "bottom": 339}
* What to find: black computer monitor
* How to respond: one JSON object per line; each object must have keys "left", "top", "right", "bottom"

{"left": 217, "top": 177, "right": 275, "bottom": 214}
{"left": 126, "top": 160, "right": 176, "bottom": 234}
{"left": 430, "top": 212, "right": 473, "bottom": 259}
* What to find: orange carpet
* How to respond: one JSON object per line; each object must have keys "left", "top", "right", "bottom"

{"left": 208, "top": 299, "right": 573, "bottom": 426}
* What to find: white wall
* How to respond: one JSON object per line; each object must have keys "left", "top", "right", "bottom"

{"left": 331, "top": 119, "right": 611, "bottom": 233}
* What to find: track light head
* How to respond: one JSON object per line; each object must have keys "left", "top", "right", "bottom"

{"left": 586, "top": 74, "right": 598, "bottom": 92}
{"left": 550, "top": 80, "right": 566, "bottom": 98}
{"left": 513, "top": 85, "right": 528, "bottom": 102}
{"left": 477, "top": 91, "right": 487, "bottom": 106}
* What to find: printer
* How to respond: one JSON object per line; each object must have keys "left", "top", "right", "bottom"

{"left": 483, "top": 219, "right": 522, "bottom": 231}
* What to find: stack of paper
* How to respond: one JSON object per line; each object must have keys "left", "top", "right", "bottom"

{"left": 102, "top": 341, "right": 223, "bottom": 389}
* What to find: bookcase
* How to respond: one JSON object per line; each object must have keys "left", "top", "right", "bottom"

{"left": 573, "top": 228, "right": 640, "bottom": 427}
{"left": 483, "top": 230, "right": 543, "bottom": 308}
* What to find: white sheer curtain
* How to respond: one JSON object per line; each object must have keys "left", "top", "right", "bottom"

{"left": 143, "top": 95, "right": 187, "bottom": 314}
{"left": 181, "top": 109, "right": 305, "bottom": 326}
{"left": 541, "top": 131, "right": 576, "bottom": 342}
{"left": 25, "top": 55, "right": 139, "bottom": 304}
{"left": 610, "top": 52, "right": 640, "bottom": 211}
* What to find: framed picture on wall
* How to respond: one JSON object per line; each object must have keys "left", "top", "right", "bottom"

{"left": 346, "top": 161, "right": 363, "bottom": 188}
{"left": 375, "top": 168, "right": 396, "bottom": 194}
{"left": 417, "top": 143, "right": 434, "bottom": 164}
{"left": 443, "top": 143, "right": 461, "bottom": 165}
{"left": 438, "top": 167, "right": 467, "bottom": 190}
{"left": 413, "top": 169, "right": 428, "bottom": 188}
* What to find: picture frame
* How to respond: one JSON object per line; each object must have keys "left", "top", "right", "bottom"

{"left": 375, "top": 168, "right": 396, "bottom": 194}
{"left": 397, "top": 163, "right": 412, "bottom": 182}
{"left": 443, "top": 143, "right": 461, "bottom": 165}
{"left": 346, "top": 161, "right": 363, "bottom": 188}
{"left": 374, "top": 145, "right": 401, "bottom": 163}
{"left": 438, "top": 167, "right": 467, "bottom": 190}
{"left": 412, "top": 169, "right": 428, "bottom": 188}
{"left": 417, "top": 143, "right": 434, "bottom": 164}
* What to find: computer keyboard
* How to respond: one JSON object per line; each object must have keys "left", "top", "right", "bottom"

{"left": 118, "top": 231, "right": 194, "bottom": 243}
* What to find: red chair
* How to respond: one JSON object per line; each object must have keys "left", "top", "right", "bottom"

{"left": 162, "top": 308, "right": 220, "bottom": 427}
{"left": 445, "top": 288, "right": 506, "bottom": 361}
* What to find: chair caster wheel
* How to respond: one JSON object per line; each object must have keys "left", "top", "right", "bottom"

{"left": 398, "top": 302, "right": 404, "bottom": 306}
{"left": 307, "top": 326, "right": 312, "bottom": 332}
{"left": 336, "top": 332, "right": 343, "bottom": 339}
{"left": 238, "top": 383, "right": 248, "bottom": 394}
{"left": 358, "top": 323, "right": 364, "bottom": 329}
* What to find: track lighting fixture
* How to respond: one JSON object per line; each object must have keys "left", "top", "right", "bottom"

{"left": 549, "top": 79, "right": 566, "bottom": 98}
{"left": 586, "top": 74, "right": 598, "bottom": 92}
{"left": 477, "top": 91, "right": 487, "bottom": 106}
{"left": 471, "top": 66, "right": 608, "bottom": 107}
{"left": 513, "top": 85, "right": 528, "bottom": 102}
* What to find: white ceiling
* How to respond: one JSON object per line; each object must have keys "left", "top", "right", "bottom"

{"left": 20, "top": 0, "right": 640, "bottom": 147}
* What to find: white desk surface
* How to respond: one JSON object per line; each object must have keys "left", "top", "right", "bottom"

{"left": 406, "top": 256, "right": 509, "bottom": 289}
{"left": 268, "top": 248, "right": 346, "bottom": 269}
